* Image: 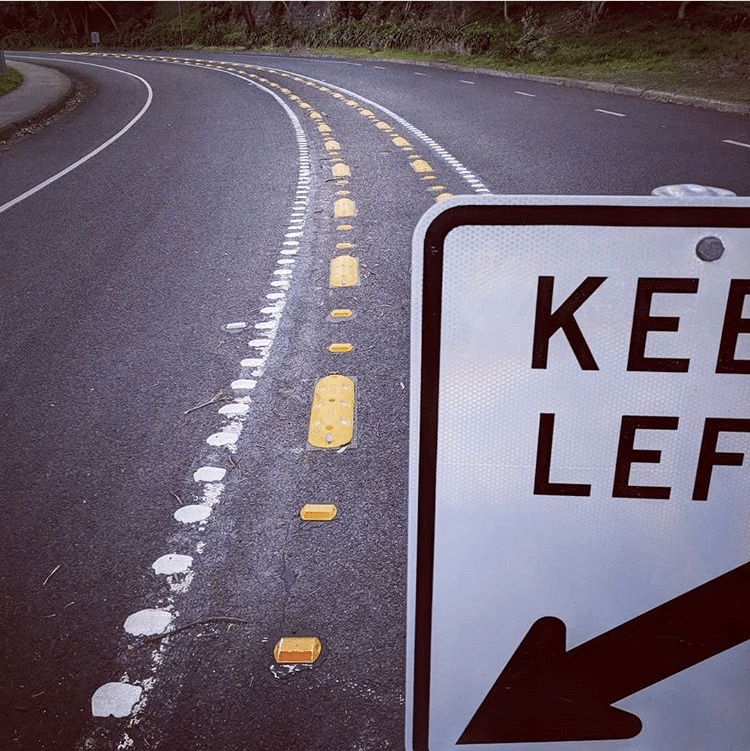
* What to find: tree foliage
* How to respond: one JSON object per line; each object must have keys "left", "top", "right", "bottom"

{"left": 1, "top": 1, "right": 748, "bottom": 51}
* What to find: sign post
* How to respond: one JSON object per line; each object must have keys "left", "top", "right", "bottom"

{"left": 406, "top": 195, "right": 750, "bottom": 751}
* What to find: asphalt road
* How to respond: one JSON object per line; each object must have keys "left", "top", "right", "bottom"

{"left": 1, "top": 51, "right": 749, "bottom": 751}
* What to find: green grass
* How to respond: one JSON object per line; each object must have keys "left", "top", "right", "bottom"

{"left": 0, "top": 65, "right": 22, "bottom": 96}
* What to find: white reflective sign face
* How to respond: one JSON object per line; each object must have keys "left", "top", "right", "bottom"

{"left": 407, "top": 197, "right": 750, "bottom": 751}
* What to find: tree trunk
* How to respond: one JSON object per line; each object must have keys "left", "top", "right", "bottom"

{"left": 94, "top": 1, "right": 121, "bottom": 41}
{"left": 677, "top": 1, "right": 689, "bottom": 20}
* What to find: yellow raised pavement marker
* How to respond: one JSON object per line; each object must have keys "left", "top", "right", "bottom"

{"left": 300, "top": 504, "right": 337, "bottom": 521}
{"left": 329, "top": 308, "right": 353, "bottom": 319}
{"left": 329, "top": 255, "right": 359, "bottom": 287}
{"left": 411, "top": 159, "right": 433, "bottom": 173}
{"left": 435, "top": 192, "right": 454, "bottom": 203}
{"left": 328, "top": 343, "right": 353, "bottom": 353}
{"left": 334, "top": 197, "right": 357, "bottom": 218}
{"left": 325, "top": 140, "right": 342, "bottom": 152}
{"left": 318, "top": 123, "right": 332, "bottom": 134}
{"left": 274, "top": 636, "right": 322, "bottom": 663}
{"left": 392, "top": 136, "right": 410, "bottom": 147}
{"left": 332, "top": 163, "right": 351, "bottom": 178}
{"left": 308, "top": 375, "right": 355, "bottom": 448}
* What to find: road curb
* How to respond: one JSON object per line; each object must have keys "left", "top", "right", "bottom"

{"left": 238, "top": 49, "right": 750, "bottom": 117}
{"left": 0, "top": 62, "right": 76, "bottom": 141}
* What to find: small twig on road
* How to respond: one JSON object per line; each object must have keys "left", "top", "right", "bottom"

{"left": 170, "top": 491, "right": 183, "bottom": 505}
{"left": 146, "top": 616, "right": 253, "bottom": 643}
{"left": 42, "top": 565, "right": 60, "bottom": 587}
{"left": 184, "top": 392, "right": 230, "bottom": 415}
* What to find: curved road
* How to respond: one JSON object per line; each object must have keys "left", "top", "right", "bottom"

{"left": 1, "top": 51, "right": 748, "bottom": 751}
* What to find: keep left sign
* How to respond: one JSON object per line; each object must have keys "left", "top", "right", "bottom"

{"left": 406, "top": 195, "right": 750, "bottom": 751}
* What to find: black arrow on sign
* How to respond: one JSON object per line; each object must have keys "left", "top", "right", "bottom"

{"left": 458, "top": 561, "right": 750, "bottom": 744}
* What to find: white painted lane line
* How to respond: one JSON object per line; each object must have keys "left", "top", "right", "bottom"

{"left": 460, "top": 80, "right": 475, "bottom": 85}
{"left": 514, "top": 90, "right": 536, "bottom": 97}
{"left": 414, "top": 72, "right": 428, "bottom": 76}
{"left": 374, "top": 65, "right": 386, "bottom": 70}
{"left": 595, "top": 108, "right": 626, "bottom": 117}
{"left": 1, "top": 58, "right": 154, "bottom": 215}
{"left": 722, "top": 139, "right": 750, "bottom": 149}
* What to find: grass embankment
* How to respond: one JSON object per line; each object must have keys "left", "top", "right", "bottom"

{"left": 265, "top": 13, "right": 750, "bottom": 106}
{"left": 0, "top": 66, "right": 23, "bottom": 97}
{"left": 219, "top": 4, "right": 750, "bottom": 107}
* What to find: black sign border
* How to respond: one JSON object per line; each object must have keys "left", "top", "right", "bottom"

{"left": 412, "top": 202, "right": 750, "bottom": 750}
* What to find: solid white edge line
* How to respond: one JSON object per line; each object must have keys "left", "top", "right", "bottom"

{"left": 459, "top": 80, "right": 475, "bottom": 85}
{"left": 514, "top": 90, "right": 536, "bottom": 97}
{"left": 0, "top": 58, "right": 154, "bottom": 215}
{"left": 722, "top": 139, "right": 750, "bottom": 149}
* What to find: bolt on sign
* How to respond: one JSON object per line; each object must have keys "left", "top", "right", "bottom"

{"left": 406, "top": 195, "right": 750, "bottom": 751}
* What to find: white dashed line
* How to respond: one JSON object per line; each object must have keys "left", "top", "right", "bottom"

{"left": 460, "top": 80, "right": 475, "bottom": 85}
{"left": 722, "top": 139, "right": 750, "bottom": 149}
{"left": 514, "top": 91, "right": 536, "bottom": 97}
{"left": 71, "top": 53, "right": 315, "bottom": 736}
{"left": 414, "top": 72, "right": 428, "bottom": 76}
{"left": 374, "top": 65, "right": 386, "bottom": 70}
{"left": 595, "top": 108, "right": 626, "bottom": 117}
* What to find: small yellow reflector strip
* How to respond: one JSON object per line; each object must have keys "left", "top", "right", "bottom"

{"left": 336, "top": 190, "right": 351, "bottom": 196}
{"left": 325, "top": 140, "right": 342, "bottom": 152}
{"left": 430, "top": 185, "right": 447, "bottom": 192}
{"left": 308, "top": 375, "right": 355, "bottom": 448}
{"left": 274, "top": 636, "right": 322, "bottom": 664}
{"left": 359, "top": 109, "right": 374, "bottom": 117}
{"left": 336, "top": 242, "right": 353, "bottom": 250}
{"left": 375, "top": 121, "right": 391, "bottom": 130}
{"left": 421, "top": 175, "right": 437, "bottom": 180}
{"left": 318, "top": 123, "right": 332, "bottom": 134}
{"left": 392, "top": 136, "right": 410, "bottom": 147}
{"left": 328, "top": 343, "right": 353, "bottom": 353}
{"left": 336, "top": 225, "right": 353, "bottom": 231}
{"left": 411, "top": 159, "right": 433, "bottom": 173}
{"left": 330, "top": 308, "right": 353, "bottom": 319}
{"left": 332, "top": 163, "right": 351, "bottom": 178}
{"left": 329, "top": 255, "right": 359, "bottom": 287}
{"left": 435, "top": 192, "right": 454, "bottom": 203}
{"left": 334, "top": 198, "right": 357, "bottom": 218}
{"left": 309, "top": 111, "right": 322, "bottom": 120}
{"left": 300, "top": 504, "right": 338, "bottom": 521}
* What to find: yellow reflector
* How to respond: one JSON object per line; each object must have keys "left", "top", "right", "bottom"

{"left": 309, "top": 111, "right": 322, "bottom": 120}
{"left": 334, "top": 198, "right": 357, "bottom": 218}
{"left": 308, "top": 375, "right": 354, "bottom": 448}
{"left": 435, "top": 192, "right": 454, "bottom": 203}
{"left": 392, "top": 136, "right": 410, "bottom": 147}
{"left": 330, "top": 308, "right": 353, "bottom": 319}
{"left": 375, "top": 121, "right": 391, "bottom": 130}
{"left": 274, "top": 637, "right": 322, "bottom": 663}
{"left": 325, "top": 140, "right": 342, "bottom": 152}
{"left": 329, "top": 255, "right": 359, "bottom": 287}
{"left": 318, "top": 123, "right": 332, "bottom": 134}
{"left": 332, "top": 163, "right": 351, "bottom": 178}
{"left": 328, "top": 343, "right": 353, "bottom": 353}
{"left": 300, "top": 504, "right": 338, "bottom": 521}
{"left": 336, "top": 242, "right": 353, "bottom": 250}
{"left": 359, "top": 109, "right": 374, "bottom": 117}
{"left": 336, "top": 225, "right": 353, "bottom": 231}
{"left": 411, "top": 159, "right": 433, "bottom": 173}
